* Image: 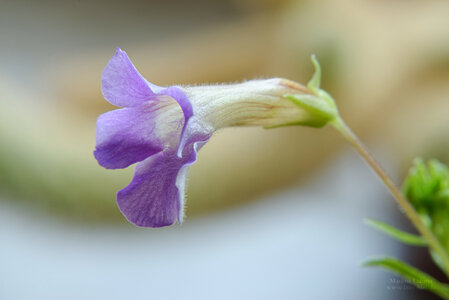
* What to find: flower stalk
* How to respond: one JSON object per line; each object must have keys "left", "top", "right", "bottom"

{"left": 330, "top": 116, "right": 449, "bottom": 278}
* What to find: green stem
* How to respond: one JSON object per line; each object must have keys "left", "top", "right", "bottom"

{"left": 331, "top": 116, "right": 449, "bottom": 278}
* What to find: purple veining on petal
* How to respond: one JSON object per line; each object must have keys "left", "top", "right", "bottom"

{"left": 101, "top": 47, "right": 159, "bottom": 108}
{"left": 94, "top": 102, "right": 165, "bottom": 169}
{"left": 117, "top": 150, "right": 182, "bottom": 227}
{"left": 117, "top": 134, "right": 211, "bottom": 228}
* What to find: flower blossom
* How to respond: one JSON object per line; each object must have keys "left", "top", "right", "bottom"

{"left": 94, "top": 47, "right": 326, "bottom": 227}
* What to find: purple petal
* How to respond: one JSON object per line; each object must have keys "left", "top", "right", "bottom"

{"left": 117, "top": 136, "right": 210, "bottom": 228}
{"left": 101, "top": 47, "right": 159, "bottom": 107}
{"left": 160, "top": 86, "right": 194, "bottom": 155}
{"left": 94, "top": 102, "right": 165, "bottom": 169}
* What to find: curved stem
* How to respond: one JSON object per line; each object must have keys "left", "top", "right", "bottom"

{"left": 331, "top": 117, "right": 449, "bottom": 278}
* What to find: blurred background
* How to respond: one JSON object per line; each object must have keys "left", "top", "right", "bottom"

{"left": 1, "top": 0, "right": 449, "bottom": 299}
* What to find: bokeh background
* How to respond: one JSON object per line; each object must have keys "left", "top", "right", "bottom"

{"left": 1, "top": 0, "right": 449, "bottom": 299}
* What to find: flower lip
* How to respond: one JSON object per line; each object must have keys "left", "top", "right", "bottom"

{"left": 93, "top": 103, "right": 164, "bottom": 169}
{"left": 101, "top": 47, "right": 158, "bottom": 108}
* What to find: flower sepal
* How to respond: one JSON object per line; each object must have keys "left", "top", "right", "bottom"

{"left": 282, "top": 55, "right": 339, "bottom": 128}
{"left": 282, "top": 94, "right": 337, "bottom": 128}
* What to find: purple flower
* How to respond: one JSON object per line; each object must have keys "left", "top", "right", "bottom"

{"left": 94, "top": 47, "right": 315, "bottom": 227}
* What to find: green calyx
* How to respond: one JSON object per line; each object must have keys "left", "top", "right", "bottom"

{"left": 284, "top": 55, "right": 339, "bottom": 128}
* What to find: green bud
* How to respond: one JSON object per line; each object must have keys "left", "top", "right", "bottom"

{"left": 402, "top": 158, "right": 449, "bottom": 250}
{"left": 403, "top": 158, "right": 449, "bottom": 214}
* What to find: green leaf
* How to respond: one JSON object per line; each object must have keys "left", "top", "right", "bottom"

{"left": 363, "top": 257, "right": 449, "bottom": 299}
{"left": 431, "top": 250, "right": 446, "bottom": 273}
{"left": 364, "top": 218, "right": 428, "bottom": 246}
